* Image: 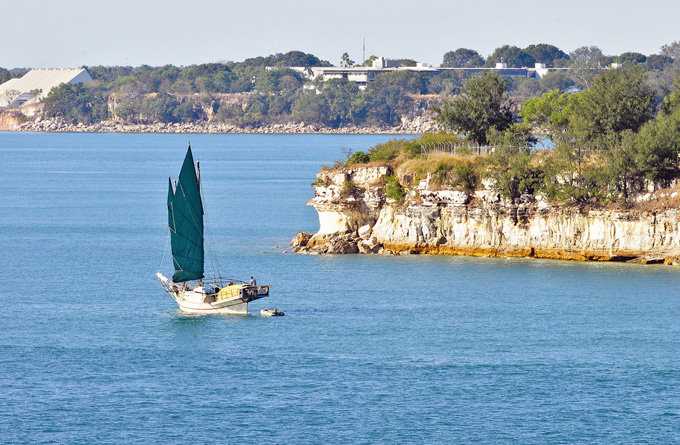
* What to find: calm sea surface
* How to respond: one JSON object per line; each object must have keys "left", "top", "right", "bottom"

{"left": 1, "top": 132, "right": 679, "bottom": 443}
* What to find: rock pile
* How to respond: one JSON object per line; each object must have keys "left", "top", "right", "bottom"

{"left": 12, "top": 118, "right": 437, "bottom": 134}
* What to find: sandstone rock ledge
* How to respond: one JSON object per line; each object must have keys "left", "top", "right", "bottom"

{"left": 291, "top": 166, "right": 680, "bottom": 265}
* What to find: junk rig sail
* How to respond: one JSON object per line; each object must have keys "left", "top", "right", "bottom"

{"left": 157, "top": 145, "right": 270, "bottom": 314}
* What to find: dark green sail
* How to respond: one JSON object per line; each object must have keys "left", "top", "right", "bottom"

{"left": 167, "top": 146, "right": 204, "bottom": 282}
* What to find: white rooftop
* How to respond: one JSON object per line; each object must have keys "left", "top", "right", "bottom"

{"left": 0, "top": 68, "right": 92, "bottom": 107}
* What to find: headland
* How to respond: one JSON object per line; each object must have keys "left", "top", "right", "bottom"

{"left": 292, "top": 137, "right": 680, "bottom": 265}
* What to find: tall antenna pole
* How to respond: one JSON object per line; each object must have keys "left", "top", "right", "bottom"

{"left": 363, "top": 37, "right": 366, "bottom": 64}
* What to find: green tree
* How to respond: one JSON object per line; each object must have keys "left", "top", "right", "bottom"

{"left": 363, "top": 84, "right": 413, "bottom": 126}
{"left": 254, "top": 68, "right": 303, "bottom": 94}
{"left": 486, "top": 45, "right": 535, "bottom": 67}
{"left": 660, "top": 77, "right": 680, "bottom": 114}
{"left": 442, "top": 49, "right": 485, "bottom": 68}
{"left": 265, "top": 51, "right": 331, "bottom": 67}
{"left": 174, "top": 100, "right": 201, "bottom": 121}
{"left": 569, "top": 46, "right": 605, "bottom": 64}
{"left": 594, "top": 131, "right": 647, "bottom": 200}
{"left": 240, "top": 95, "right": 270, "bottom": 125}
{"left": 428, "top": 70, "right": 467, "bottom": 95}
{"left": 577, "top": 66, "right": 655, "bottom": 137}
{"left": 340, "top": 52, "right": 355, "bottom": 67}
{"left": 170, "top": 63, "right": 234, "bottom": 93}
{"left": 486, "top": 123, "right": 538, "bottom": 147}
{"left": 660, "top": 41, "right": 680, "bottom": 59}
{"left": 292, "top": 91, "right": 328, "bottom": 125}
{"left": 432, "top": 72, "right": 512, "bottom": 144}
{"left": 452, "top": 163, "right": 478, "bottom": 193}
{"left": 113, "top": 96, "right": 143, "bottom": 122}
{"left": 321, "top": 78, "right": 361, "bottom": 126}
{"left": 487, "top": 147, "right": 545, "bottom": 200}
{"left": 523, "top": 44, "right": 569, "bottom": 67}
{"left": 369, "top": 70, "right": 429, "bottom": 94}
{"left": 347, "top": 151, "right": 370, "bottom": 165}
{"left": 519, "top": 89, "right": 575, "bottom": 136}
{"left": 644, "top": 54, "right": 674, "bottom": 71}
{"left": 634, "top": 104, "right": 680, "bottom": 182}
{"left": 213, "top": 102, "right": 244, "bottom": 122}
{"left": 360, "top": 55, "right": 379, "bottom": 67}
{"left": 616, "top": 52, "right": 647, "bottom": 66}
{"left": 141, "top": 92, "right": 180, "bottom": 122}
{"left": 384, "top": 175, "right": 405, "bottom": 203}
{"left": 569, "top": 46, "right": 608, "bottom": 88}
{"left": 540, "top": 67, "right": 658, "bottom": 202}
{"left": 361, "top": 71, "right": 428, "bottom": 126}
{"left": 236, "top": 51, "right": 331, "bottom": 68}
{"left": 42, "top": 83, "right": 109, "bottom": 124}
{"left": 511, "top": 77, "right": 543, "bottom": 101}
{"left": 0, "top": 67, "right": 11, "bottom": 84}
{"left": 540, "top": 70, "right": 576, "bottom": 91}
{"left": 85, "top": 65, "right": 134, "bottom": 83}
{"left": 396, "top": 59, "right": 418, "bottom": 67}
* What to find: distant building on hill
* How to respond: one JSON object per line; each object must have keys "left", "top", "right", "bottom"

{"left": 288, "top": 59, "right": 567, "bottom": 90}
{"left": 0, "top": 68, "right": 92, "bottom": 108}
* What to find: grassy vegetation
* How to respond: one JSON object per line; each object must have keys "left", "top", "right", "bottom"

{"left": 341, "top": 129, "right": 679, "bottom": 210}
{"left": 347, "top": 133, "right": 488, "bottom": 193}
{"left": 340, "top": 180, "right": 357, "bottom": 197}
{"left": 384, "top": 176, "right": 405, "bottom": 204}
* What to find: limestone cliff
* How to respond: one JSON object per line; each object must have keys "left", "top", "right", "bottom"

{"left": 292, "top": 166, "right": 680, "bottom": 264}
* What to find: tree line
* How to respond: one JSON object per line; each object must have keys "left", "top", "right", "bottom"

{"left": 342, "top": 60, "right": 680, "bottom": 207}
{"left": 2, "top": 42, "right": 679, "bottom": 129}
{"left": 430, "top": 66, "right": 680, "bottom": 204}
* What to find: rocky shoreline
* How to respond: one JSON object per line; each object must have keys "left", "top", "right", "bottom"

{"left": 291, "top": 165, "right": 680, "bottom": 265}
{"left": 4, "top": 116, "right": 437, "bottom": 134}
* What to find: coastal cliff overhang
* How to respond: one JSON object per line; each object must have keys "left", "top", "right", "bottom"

{"left": 295, "top": 165, "right": 680, "bottom": 264}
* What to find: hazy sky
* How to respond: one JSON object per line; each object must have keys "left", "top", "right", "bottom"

{"left": 2, "top": 0, "right": 679, "bottom": 68}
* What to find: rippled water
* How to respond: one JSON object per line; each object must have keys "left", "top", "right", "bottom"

{"left": 1, "top": 132, "right": 679, "bottom": 443}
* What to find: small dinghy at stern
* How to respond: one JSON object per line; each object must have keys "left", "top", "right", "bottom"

{"left": 261, "top": 308, "right": 284, "bottom": 317}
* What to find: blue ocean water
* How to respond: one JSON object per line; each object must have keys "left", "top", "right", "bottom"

{"left": 1, "top": 132, "right": 679, "bottom": 443}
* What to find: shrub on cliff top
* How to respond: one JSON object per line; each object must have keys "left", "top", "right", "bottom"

{"left": 384, "top": 175, "right": 405, "bottom": 204}
{"left": 347, "top": 151, "right": 370, "bottom": 165}
{"left": 396, "top": 151, "right": 485, "bottom": 192}
{"left": 452, "top": 163, "right": 478, "bottom": 193}
{"left": 432, "top": 161, "right": 451, "bottom": 185}
{"left": 429, "top": 159, "right": 480, "bottom": 193}
{"left": 340, "top": 180, "right": 357, "bottom": 197}
{"left": 367, "top": 133, "right": 464, "bottom": 165}
{"left": 487, "top": 148, "right": 545, "bottom": 200}
{"left": 368, "top": 140, "right": 403, "bottom": 162}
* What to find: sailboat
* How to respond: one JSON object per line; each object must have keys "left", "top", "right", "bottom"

{"left": 156, "top": 145, "right": 270, "bottom": 314}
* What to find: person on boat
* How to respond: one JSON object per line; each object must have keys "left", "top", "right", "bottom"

{"left": 250, "top": 276, "right": 256, "bottom": 287}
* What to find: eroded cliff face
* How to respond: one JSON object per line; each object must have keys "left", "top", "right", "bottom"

{"left": 292, "top": 166, "right": 680, "bottom": 264}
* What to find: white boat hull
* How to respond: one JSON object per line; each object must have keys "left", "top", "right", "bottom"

{"left": 175, "top": 294, "right": 249, "bottom": 315}
{"left": 156, "top": 272, "right": 268, "bottom": 315}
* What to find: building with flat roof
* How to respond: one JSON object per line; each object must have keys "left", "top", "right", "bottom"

{"left": 0, "top": 68, "right": 92, "bottom": 107}
{"left": 290, "top": 61, "right": 567, "bottom": 90}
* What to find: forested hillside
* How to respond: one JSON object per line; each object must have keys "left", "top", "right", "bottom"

{"left": 2, "top": 43, "right": 680, "bottom": 130}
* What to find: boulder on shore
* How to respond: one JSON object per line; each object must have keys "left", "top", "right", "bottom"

{"left": 290, "top": 231, "right": 312, "bottom": 247}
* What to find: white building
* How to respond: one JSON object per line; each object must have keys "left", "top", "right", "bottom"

{"left": 290, "top": 61, "right": 567, "bottom": 90}
{"left": 0, "top": 68, "right": 92, "bottom": 107}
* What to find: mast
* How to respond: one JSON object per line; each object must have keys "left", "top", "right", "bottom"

{"left": 195, "top": 149, "right": 202, "bottom": 286}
